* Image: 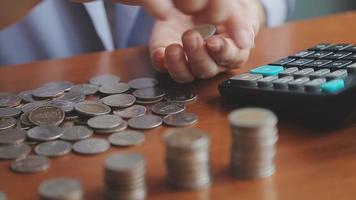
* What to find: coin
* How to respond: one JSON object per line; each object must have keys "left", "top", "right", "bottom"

{"left": 228, "top": 107, "right": 278, "bottom": 128}
{"left": 27, "top": 126, "right": 63, "bottom": 141}
{"left": 0, "top": 93, "right": 22, "bottom": 108}
{"left": 0, "top": 107, "right": 22, "bottom": 118}
{"left": 101, "top": 94, "right": 136, "bottom": 108}
{"left": 128, "top": 115, "right": 162, "bottom": 130}
{"left": 164, "top": 128, "right": 210, "bottom": 149}
{"left": 74, "top": 101, "right": 111, "bottom": 117}
{"left": 29, "top": 105, "right": 65, "bottom": 126}
{"left": 135, "top": 97, "right": 163, "bottom": 105}
{"left": 151, "top": 102, "right": 185, "bottom": 115}
{"left": 21, "top": 101, "right": 47, "bottom": 113}
{"left": 163, "top": 112, "right": 198, "bottom": 127}
{"left": 133, "top": 87, "right": 165, "bottom": 100}
{"left": 11, "top": 155, "right": 50, "bottom": 173}
{"left": 0, "top": 117, "right": 17, "bottom": 131}
{"left": 87, "top": 114, "right": 122, "bottom": 130}
{"left": 43, "top": 81, "right": 74, "bottom": 92}
{"left": 99, "top": 83, "right": 130, "bottom": 94}
{"left": 0, "top": 143, "right": 31, "bottom": 159}
{"left": 113, "top": 105, "right": 146, "bottom": 119}
{"left": 0, "top": 192, "right": 6, "bottom": 200}
{"left": 73, "top": 138, "right": 110, "bottom": 154}
{"left": 34, "top": 140, "right": 72, "bottom": 157}
{"left": 128, "top": 77, "right": 158, "bottom": 89}
{"left": 20, "top": 112, "right": 34, "bottom": 127}
{"left": 94, "top": 120, "right": 128, "bottom": 134}
{"left": 70, "top": 83, "right": 98, "bottom": 95}
{"left": 0, "top": 129, "right": 27, "bottom": 144}
{"left": 47, "top": 100, "right": 74, "bottom": 113}
{"left": 60, "top": 125, "right": 93, "bottom": 141}
{"left": 193, "top": 24, "right": 216, "bottom": 40}
{"left": 90, "top": 74, "right": 120, "bottom": 86}
{"left": 57, "top": 91, "right": 86, "bottom": 103}
{"left": 108, "top": 130, "right": 145, "bottom": 146}
{"left": 38, "top": 177, "right": 83, "bottom": 200}
{"left": 32, "top": 86, "right": 65, "bottom": 99}
{"left": 165, "top": 90, "right": 198, "bottom": 103}
{"left": 18, "top": 90, "right": 37, "bottom": 103}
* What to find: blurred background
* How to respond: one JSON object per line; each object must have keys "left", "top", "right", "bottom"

{"left": 290, "top": 0, "right": 356, "bottom": 21}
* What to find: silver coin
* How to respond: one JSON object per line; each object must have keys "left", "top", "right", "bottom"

{"left": 0, "top": 143, "right": 31, "bottom": 159}
{"left": 57, "top": 91, "right": 86, "bottom": 103}
{"left": 20, "top": 112, "right": 34, "bottom": 127}
{"left": 94, "top": 120, "right": 128, "bottom": 134}
{"left": 113, "top": 105, "right": 146, "bottom": 119}
{"left": 128, "top": 115, "right": 162, "bottom": 130}
{"left": 32, "top": 86, "right": 65, "bottom": 99}
{"left": 105, "top": 152, "right": 146, "bottom": 172}
{"left": 128, "top": 77, "right": 159, "bottom": 89}
{"left": 11, "top": 155, "right": 50, "bottom": 173}
{"left": 70, "top": 83, "right": 98, "bottom": 95}
{"left": 164, "top": 128, "right": 210, "bottom": 149}
{"left": 193, "top": 24, "right": 216, "bottom": 40}
{"left": 135, "top": 97, "right": 163, "bottom": 105}
{"left": 0, "top": 128, "right": 27, "bottom": 144}
{"left": 133, "top": 87, "right": 165, "bottom": 100}
{"left": 108, "top": 130, "right": 145, "bottom": 146}
{"left": 151, "top": 102, "right": 185, "bottom": 116}
{"left": 29, "top": 105, "right": 65, "bottom": 126}
{"left": 0, "top": 192, "right": 6, "bottom": 200}
{"left": 0, "top": 93, "right": 22, "bottom": 108}
{"left": 163, "top": 112, "right": 198, "bottom": 127}
{"left": 34, "top": 140, "right": 72, "bottom": 157}
{"left": 27, "top": 126, "right": 63, "bottom": 141}
{"left": 21, "top": 101, "right": 47, "bottom": 113}
{"left": 0, "top": 117, "right": 17, "bottom": 131}
{"left": 74, "top": 101, "right": 111, "bottom": 117}
{"left": 18, "top": 90, "right": 37, "bottom": 103}
{"left": 228, "top": 108, "right": 278, "bottom": 128}
{"left": 38, "top": 177, "right": 83, "bottom": 200}
{"left": 101, "top": 94, "right": 136, "bottom": 108}
{"left": 60, "top": 125, "right": 93, "bottom": 141}
{"left": 87, "top": 114, "right": 122, "bottom": 130}
{"left": 165, "top": 90, "right": 198, "bottom": 103}
{"left": 90, "top": 74, "right": 120, "bottom": 86}
{"left": 43, "top": 81, "right": 74, "bottom": 92}
{"left": 0, "top": 107, "right": 22, "bottom": 118}
{"left": 47, "top": 100, "right": 74, "bottom": 113}
{"left": 73, "top": 138, "right": 110, "bottom": 154}
{"left": 99, "top": 83, "right": 130, "bottom": 94}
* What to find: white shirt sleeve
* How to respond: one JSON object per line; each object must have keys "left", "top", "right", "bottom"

{"left": 259, "top": 0, "right": 295, "bottom": 27}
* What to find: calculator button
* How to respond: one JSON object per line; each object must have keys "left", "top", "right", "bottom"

{"left": 279, "top": 67, "right": 299, "bottom": 77}
{"left": 288, "top": 77, "right": 310, "bottom": 90}
{"left": 346, "top": 63, "right": 356, "bottom": 73}
{"left": 326, "top": 44, "right": 353, "bottom": 51}
{"left": 326, "top": 69, "right": 348, "bottom": 80}
{"left": 269, "top": 58, "right": 295, "bottom": 66}
{"left": 305, "top": 51, "right": 333, "bottom": 59}
{"left": 289, "top": 51, "right": 315, "bottom": 58}
{"left": 308, "top": 43, "right": 333, "bottom": 51}
{"left": 323, "top": 60, "right": 353, "bottom": 69}
{"left": 294, "top": 68, "right": 314, "bottom": 78}
{"left": 230, "top": 73, "right": 263, "bottom": 86}
{"left": 304, "top": 78, "right": 326, "bottom": 92}
{"left": 273, "top": 76, "right": 294, "bottom": 89}
{"left": 323, "top": 52, "right": 352, "bottom": 60}
{"left": 309, "top": 69, "right": 331, "bottom": 79}
{"left": 344, "top": 46, "right": 356, "bottom": 53}
{"left": 344, "top": 54, "right": 356, "bottom": 61}
{"left": 320, "top": 79, "right": 345, "bottom": 93}
{"left": 250, "top": 65, "right": 284, "bottom": 76}
{"left": 303, "top": 59, "right": 333, "bottom": 68}
{"left": 257, "top": 76, "right": 279, "bottom": 88}
{"left": 285, "top": 59, "right": 314, "bottom": 67}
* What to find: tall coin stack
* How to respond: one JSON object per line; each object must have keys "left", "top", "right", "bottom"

{"left": 104, "top": 153, "right": 146, "bottom": 200}
{"left": 164, "top": 128, "right": 211, "bottom": 190}
{"left": 228, "top": 107, "right": 278, "bottom": 179}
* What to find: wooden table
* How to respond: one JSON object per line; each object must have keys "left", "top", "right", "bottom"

{"left": 1, "top": 12, "right": 356, "bottom": 200}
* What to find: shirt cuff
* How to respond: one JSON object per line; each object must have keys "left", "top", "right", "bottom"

{"left": 259, "top": 0, "right": 288, "bottom": 27}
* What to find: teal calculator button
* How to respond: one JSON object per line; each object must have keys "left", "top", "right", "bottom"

{"left": 250, "top": 65, "right": 284, "bottom": 76}
{"left": 320, "top": 79, "right": 345, "bottom": 93}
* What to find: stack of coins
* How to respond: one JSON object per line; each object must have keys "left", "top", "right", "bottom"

{"left": 164, "top": 128, "right": 211, "bottom": 190}
{"left": 228, "top": 107, "right": 278, "bottom": 179}
{"left": 104, "top": 153, "right": 146, "bottom": 200}
{"left": 38, "top": 177, "right": 83, "bottom": 200}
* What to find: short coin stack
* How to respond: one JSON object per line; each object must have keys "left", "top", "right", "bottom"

{"left": 228, "top": 107, "right": 278, "bottom": 179}
{"left": 38, "top": 177, "right": 83, "bottom": 200}
{"left": 104, "top": 153, "right": 146, "bottom": 200}
{"left": 164, "top": 128, "right": 211, "bottom": 190}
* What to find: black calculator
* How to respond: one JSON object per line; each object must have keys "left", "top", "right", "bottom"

{"left": 219, "top": 44, "right": 356, "bottom": 128}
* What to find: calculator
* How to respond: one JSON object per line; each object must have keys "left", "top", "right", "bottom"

{"left": 219, "top": 43, "right": 356, "bottom": 128}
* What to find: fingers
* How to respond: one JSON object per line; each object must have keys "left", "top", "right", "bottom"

{"left": 172, "top": 0, "right": 208, "bottom": 15}
{"left": 165, "top": 44, "right": 195, "bottom": 83}
{"left": 142, "top": 0, "right": 174, "bottom": 20}
{"left": 195, "top": 0, "right": 233, "bottom": 24}
{"left": 182, "top": 30, "right": 220, "bottom": 79}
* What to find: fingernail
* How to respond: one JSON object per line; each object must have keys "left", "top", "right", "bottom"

{"left": 235, "top": 29, "right": 254, "bottom": 49}
{"left": 207, "top": 38, "right": 223, "bottom": 52}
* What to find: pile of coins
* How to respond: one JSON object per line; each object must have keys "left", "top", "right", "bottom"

{"left": 164, "top": 128, "right": 211, "bottom": 190}
{"left": 228, "top": 107, "right": 278, "bottom": 179}
{"left": 38, "top": 177, "right": 83, "bottom": 200}
{"left": 104, "top": 153, "right": 146, "bottom": 200}
{"left": 0, "top": 74, "right": 198, "bottom": 173}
